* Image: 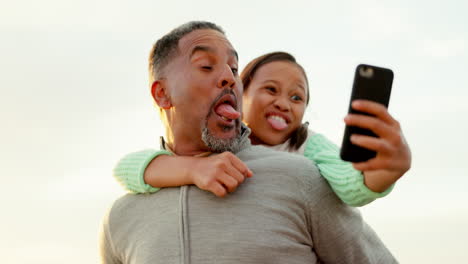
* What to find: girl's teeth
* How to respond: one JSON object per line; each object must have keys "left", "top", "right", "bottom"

{"left": 270, "top": 116, "right": 285, "bottom": 122}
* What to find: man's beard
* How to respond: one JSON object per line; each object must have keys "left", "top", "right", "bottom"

{"left": 201, "top": 125, "right": 242, "bottom": 153}
{"left": 201, "top": 89, "right": 242, "bottom": 153}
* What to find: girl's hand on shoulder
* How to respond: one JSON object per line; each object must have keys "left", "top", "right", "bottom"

{"left": 190, "top": 152, "right": 253, "bottom": 197}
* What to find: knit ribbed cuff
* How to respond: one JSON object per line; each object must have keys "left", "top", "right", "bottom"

{"left": 303, "top": 133, "right": 393, "bottom": 207}
{"left": 113, "top": 149, "right": 173, "bottom": 194}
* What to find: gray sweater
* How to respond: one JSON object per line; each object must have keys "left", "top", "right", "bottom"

{"left": 100, "top": 131, "right": 397, "bottom": 263}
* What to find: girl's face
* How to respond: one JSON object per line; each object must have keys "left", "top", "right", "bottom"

{"left": 242, "top": 61, "right": 308, "bottom": 145}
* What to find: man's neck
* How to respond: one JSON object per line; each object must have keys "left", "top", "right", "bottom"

{"left": 162, "top": 132, "right": 210, "bottom": 156}
{"left": 165, "top": 140, "right": 210, "bottom": 156}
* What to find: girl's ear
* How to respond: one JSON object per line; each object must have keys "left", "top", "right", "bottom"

{"left": 151, "top": 80, "right": 172, "bottom": 109}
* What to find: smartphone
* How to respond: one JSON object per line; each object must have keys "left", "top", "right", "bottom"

{"left": 340, "top": 64, "right": 394, "bottom": 162}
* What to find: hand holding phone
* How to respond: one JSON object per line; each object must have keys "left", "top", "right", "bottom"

{"left": 339, "top": 64, "right": 412, "bottom": 192}
{"left": 340, "top": 64, "right": 394, "bottom": 162}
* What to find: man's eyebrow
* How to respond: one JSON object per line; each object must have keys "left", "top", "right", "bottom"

{"left": 190, "top": 45, "right": 213, "bottom": 59}
{"left": 189, "top": 45, "right": 238, "bottom": 62}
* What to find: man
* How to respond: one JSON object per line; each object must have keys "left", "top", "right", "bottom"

{"left": 100, "top": 21, "right": 398, "bottom": 263}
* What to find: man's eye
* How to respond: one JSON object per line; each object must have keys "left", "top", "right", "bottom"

{"left": 291, "top": 95, "right": 303, "bottom": 101}
{"left": 231, "top": 68, "right": 238, "bottom": 75}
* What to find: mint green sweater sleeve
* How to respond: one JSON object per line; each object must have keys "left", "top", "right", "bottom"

{"left": 303, "top": 134, "right": 394, "bottom": 207}
{"left": 113, "top": 149, "right": 173, "bottom": 194}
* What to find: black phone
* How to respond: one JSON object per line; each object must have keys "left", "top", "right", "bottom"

{"left": 340, "top": 64, "right": 394, "bottom": 162}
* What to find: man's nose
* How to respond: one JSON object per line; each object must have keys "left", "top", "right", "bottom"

{"left": 217, "top": 65, "right": 236, "bottom": 89}
{"left": 274, "top": 97, "right": 291, "bottom": 111}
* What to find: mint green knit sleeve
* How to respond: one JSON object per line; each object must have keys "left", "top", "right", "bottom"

{"left": 303, "top": 134, "right": 394, "bottom": 207}
{"left": 113, "top": 149, "right": 173, "bottom": 194}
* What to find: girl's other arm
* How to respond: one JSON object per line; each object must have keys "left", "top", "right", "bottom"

{"left": 304, "top": 134, "right": 393, "bottom": 207}
{"left": 344, "top": 100, "right": 411, "bottom": 193}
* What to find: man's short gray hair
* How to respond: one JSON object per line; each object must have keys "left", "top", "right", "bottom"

{"left": 148, "top": 21, "right": 225, "bottom": 83}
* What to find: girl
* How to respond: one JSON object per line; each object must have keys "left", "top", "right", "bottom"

{"left": 114, "top": 52, "right": 410, "bottom": 206}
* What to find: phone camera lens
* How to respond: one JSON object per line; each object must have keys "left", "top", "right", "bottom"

{"left": 359, "top": 66, "right": 374, "bottom": 78}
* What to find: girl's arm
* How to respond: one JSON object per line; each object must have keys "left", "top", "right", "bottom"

{"left": 304, "top": 134, "right": 394, "bottom": 207}
{"left": 113, "top": 149, "right": 252, "bottom": 197}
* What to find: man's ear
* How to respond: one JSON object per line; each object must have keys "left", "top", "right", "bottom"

{"left": 151, "top": 80, "right": 172, "bottom": 109}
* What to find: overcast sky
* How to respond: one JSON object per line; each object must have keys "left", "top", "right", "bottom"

{"left": 1, "top": 0, "right": 467, "bottom": 263}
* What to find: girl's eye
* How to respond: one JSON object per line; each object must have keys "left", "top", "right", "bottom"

{"left": 265, "top": 86, "right": 276, "bottom": 93}
{"left": 291, "top": 95, "right": 303, "bottom": 101}
{"left": 201, "top": 66, "right": 212, "bottom": 71}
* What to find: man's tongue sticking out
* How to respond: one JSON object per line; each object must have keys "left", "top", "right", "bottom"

{"left": 215, "top": 103, "right": 240, "bottom": 120}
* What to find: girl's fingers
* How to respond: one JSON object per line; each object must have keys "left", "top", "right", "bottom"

{"left": 226, "top": 152, "right": 253, "bottom": 177}
{"left": 210, "top": 181, "right": 228, "bottom": 197}
{"left": 351, "top": 100, "right": 398, "bottom": 127}
{"left": 350, "top": 134, "right": 394, "bottom": 154}
{"left": 224, "top": 163, "right": 246, "bottom": 184}
{"left": 218, "top": 173, "right": 239, "bottom": 193}
{"left": 344, "top": 114, "right": 396, "bottom": 139}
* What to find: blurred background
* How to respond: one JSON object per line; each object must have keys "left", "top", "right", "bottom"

{"left": 1, "top": 0, "right": 467, "bottom": 263}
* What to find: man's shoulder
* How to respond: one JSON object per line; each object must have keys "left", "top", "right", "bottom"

{"left": 103, "top": 194, "right": 143, "bottom": 229}
{"left": 108, "top": 193, "right": 142, "bottom": 216}
{"left": 101, "top": 191, "right": 182, "bottom": 260}
{"left": 237, "top": 145, "right": 335, "bottom": 206}
{"left": 238, "top": 145, "right": 324, "bottom": 185}
{"left": 105, "top": 190, "right": 179, "bottom": 227}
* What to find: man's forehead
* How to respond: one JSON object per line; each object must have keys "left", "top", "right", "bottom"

{"left": 178, "top": 29, "right": 237, "bottom": 60}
